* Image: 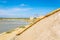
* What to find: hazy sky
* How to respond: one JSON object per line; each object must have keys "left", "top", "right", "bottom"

{"left": 0, "top": 0, "right": 60, "bottom": 18}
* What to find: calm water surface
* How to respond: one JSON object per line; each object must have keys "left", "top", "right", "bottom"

{"left": 0, "top": 19, "right": 29, "bottom": 33}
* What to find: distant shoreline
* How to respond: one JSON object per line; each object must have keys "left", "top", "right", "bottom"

{"left": 0, "top": 18, "right": 29, "bottom": 19}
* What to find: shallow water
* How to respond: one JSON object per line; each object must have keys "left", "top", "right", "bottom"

{"left": 0, "top": 19, "right": 29, "bottom": 33}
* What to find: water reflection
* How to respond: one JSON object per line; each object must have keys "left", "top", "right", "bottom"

{"left": 0, "top": 19, "right": 29, "bottom": 33}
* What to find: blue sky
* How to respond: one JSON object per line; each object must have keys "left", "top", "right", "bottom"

{"left": 0, "top": 0, "right": 60, "bottom": 18}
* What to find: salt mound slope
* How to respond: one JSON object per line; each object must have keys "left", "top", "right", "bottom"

{"left": 15, "top": 9, "right": 60, "bottom": 40}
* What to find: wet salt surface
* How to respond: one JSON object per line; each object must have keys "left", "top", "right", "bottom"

{"left": 0, "top": 19, "right": 29, "bottom": 33}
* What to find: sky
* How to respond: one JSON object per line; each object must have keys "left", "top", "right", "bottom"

{"left": 0, "top": 0, "right": 60, "bottom": 18}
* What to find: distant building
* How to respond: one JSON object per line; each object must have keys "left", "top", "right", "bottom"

{"left": 30, "top": 16, "right": 34, "bottom": 20}
{"left": 30, "top": 16, "right": 34, "bottom": 23}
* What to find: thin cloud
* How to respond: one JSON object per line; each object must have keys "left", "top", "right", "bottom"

{"left": 20, "top": 4, "right": 27, "bottom": 7}
{"left": 0, "top": 7, "right": 33, "bottom": 18}
{"left": 7, "top": 8, "right": 32, "bottom": 12}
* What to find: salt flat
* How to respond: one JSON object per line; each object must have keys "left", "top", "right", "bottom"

{"left": 0, "top": 9, "right": 60, "bottom": 40}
